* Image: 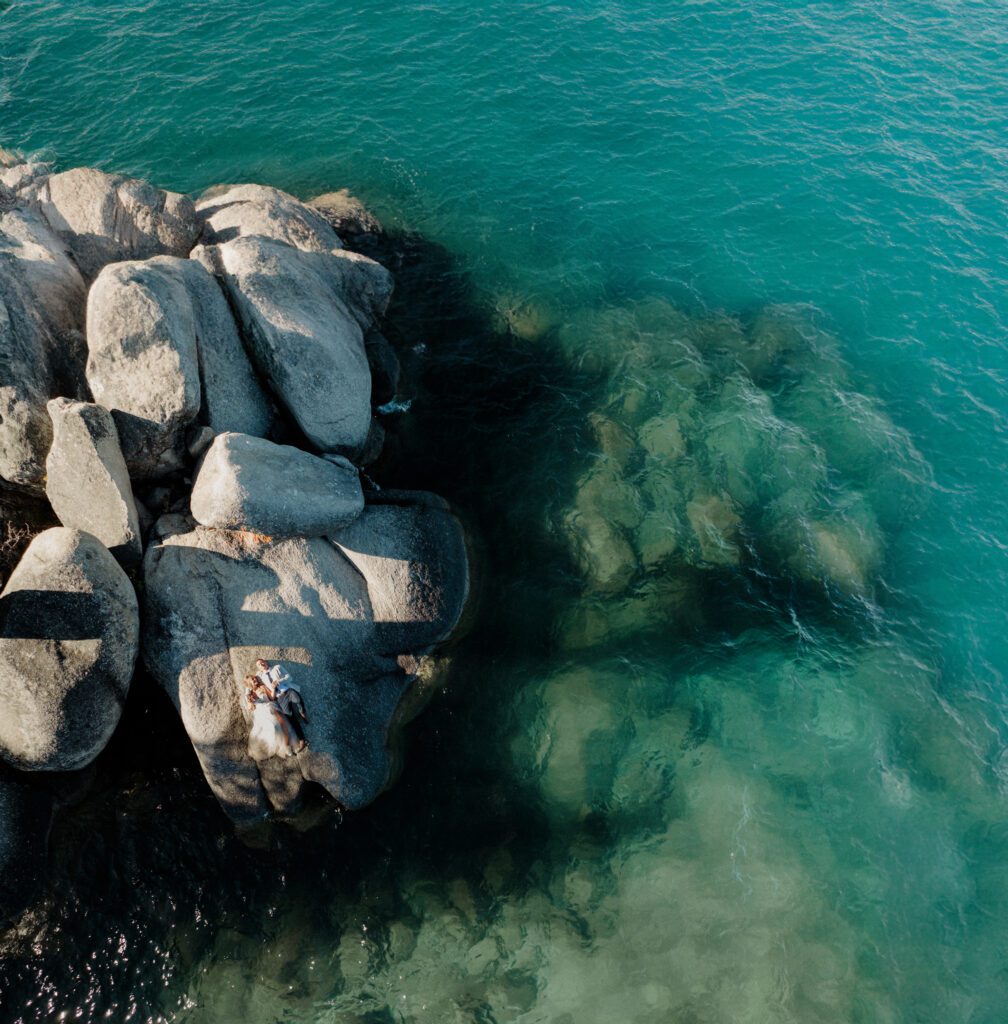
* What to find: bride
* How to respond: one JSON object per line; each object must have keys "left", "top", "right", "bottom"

{"left": 245, "top": 676, "right": 298, "bottom": 759}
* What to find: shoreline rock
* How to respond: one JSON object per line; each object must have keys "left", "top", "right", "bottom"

{"left": 0, "top": 147, "right": 471, "bottom": 848}
{"left": 0, "top": 528, "right": 139, "bottom": 772}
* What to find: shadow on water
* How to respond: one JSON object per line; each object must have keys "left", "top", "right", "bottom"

{"left": 0, "top": 230, "right": 925, "bottom": 1023}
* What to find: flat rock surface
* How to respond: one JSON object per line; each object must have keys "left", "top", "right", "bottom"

{"left": 0, "top": 528, "right": 139, "bottom": 772}
{"left": 190, "top": 432, "right": 364, "bottom": 538}
{"left": 194, "top": 235, "right": 392, "bottom": 455}
{"left": 22, "top": 167, "right": 198, "bottom": 281}
{"left": 45, "top": 398, "right": 142, "bottom": 564}
{"left": 196, "top": 183, "right": 344, "bottom": 253}
{"left": 142, "top": 495, "right": 469, "bottom": 823}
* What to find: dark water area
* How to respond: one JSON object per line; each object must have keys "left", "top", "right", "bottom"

{"left": 2, "top": 226, "right": 990, "bottom": 1024}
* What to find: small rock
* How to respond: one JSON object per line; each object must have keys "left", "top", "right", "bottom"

{"left": 186, "top": 424, "right": 215, "bottom": 460}
{"left": 0, "top": 528, "right": 139, "bottom": 771}
{"left": 308, "top": 189, "right": 382, "bottom": 238}
{"left": 190, "top": 432, "right": 364, "bottom": 539}
{"left": 195, "top": 183, "right": 344, "bottom": 253}
{"left": 45, "top": 398, "right": 142, "bottom": 565}
{"left": 22, "top": 167, "right": 198, "bottom": 281}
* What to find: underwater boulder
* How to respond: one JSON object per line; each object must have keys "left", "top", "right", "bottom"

{"left": 0, "top": 528, "right": 139, "bottom": 771}
{"left": 685, "top": 493, "right": 742, "bottom": 567}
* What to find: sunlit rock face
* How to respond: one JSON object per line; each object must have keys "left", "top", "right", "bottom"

{"left": 0, "top": 528, "right": 139, "bottom": 772}
{"left": 142, "top": 493, "right": 469, "bottom": 823}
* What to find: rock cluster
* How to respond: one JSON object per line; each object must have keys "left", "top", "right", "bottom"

{"left": 555, "top": 299, "right": 932, "bottom": 647}
{"left": 0, "top": 149, "right": 471, "bottom": 866}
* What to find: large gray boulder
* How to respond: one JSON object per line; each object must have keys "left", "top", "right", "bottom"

{"left": 86, "top": 259, "right": 202, "bottom": 477}
{"left": 0, "top": 204, "right": 87, "bottom": 347}
{"left": 0, "top": 528, "right": 139, "bottom": 771}
{"left": 22, "top": 167, "right": 198, "bottom": 281}
{"left": 194, "top": 235, "right": 393, "bottom": 455}
{"left": 0, "top": 203, "right": 89, "bottom": 487}
{"left": 190, "top": 432, "right": 363, "bottom": 538}
{"left": 142, "top": 494, "right": 469, "bottom": 823}
{"left": 45, "top": 398, "right": 142, "bottom": 564}
{"left": 85, "top": 256, "right": 271, "bottom": 477}
{"left": 196, "top": 183, "right": 344, "bottom": 253}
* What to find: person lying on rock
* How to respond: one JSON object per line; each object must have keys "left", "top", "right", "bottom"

{"left": 244, "top": 674, "right": 299, "bottom": 759}
{"left": 255, "top": 658, "right": 309, "bottom": 750}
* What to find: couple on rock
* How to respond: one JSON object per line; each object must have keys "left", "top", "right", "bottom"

{"left": 245, "top": 658, "right": 309, "bottom": 760}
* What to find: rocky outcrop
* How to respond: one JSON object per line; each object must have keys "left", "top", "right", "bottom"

{"left": 196, "top": 183, "right": 344, "bottom": 253}
{"left": 142, "top": 494, "right": 469, "bottom": 823}
{"left": 85, "top": 256, "right": 271, "bottom": 477}
{"left": 0, "top": 149, "right": 471, "bottom": 836}
{"left": 21, "top": 167, "right": 198, "bottom": 281}
{"left": 45, "top": 398, "right": 142, "bottom": 564}
{"left": 0, "top": 528, "right": 139, "bottom": 772}
{"left": 194, "top": 235, "right": 393, "bottom": 455}
{"left": 190, "top": 432, "right": 363, "bottom": 538}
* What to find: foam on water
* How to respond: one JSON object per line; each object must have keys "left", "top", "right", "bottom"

{"left": 2, "top": 1, "right": 1008, "bottom": 1021}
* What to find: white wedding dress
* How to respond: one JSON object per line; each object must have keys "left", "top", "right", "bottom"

{"left": 248, "top": 699, "right": 294, "bottom": 760}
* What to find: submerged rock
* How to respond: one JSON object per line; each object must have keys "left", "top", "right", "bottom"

{"left": 196, "top": 183, "right": 344, "bottom": 253}
{"left": 21, "top": 167, "right": 198, "bottom": 281}
{"left": 309, "top": 189, "right": 383, "bottom": 238}
{"left": 190, "top": 432, "right": 364, "bottom": 538}
{"left": 195, "top": 235, "right": 392, "bottom": 455}
{"left": 45, "top": 398, "right": 142, "bottom": 565}
{"left": 0, "top": 528, "right": 139, "bottom": 772}
{"left": 142, "top": 495, "right": 469, "bottom": 823}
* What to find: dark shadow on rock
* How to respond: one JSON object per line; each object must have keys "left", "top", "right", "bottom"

{"left": 0, "top": 589, "right": 103, "bottom": 641}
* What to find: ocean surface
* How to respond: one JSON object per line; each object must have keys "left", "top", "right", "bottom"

{"left": 2, "top": 1, "right": 1008, "bottom": 1021}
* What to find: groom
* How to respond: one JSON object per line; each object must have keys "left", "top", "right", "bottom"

{"left": 256, "top": 658, "right": 310, "bottom": 749}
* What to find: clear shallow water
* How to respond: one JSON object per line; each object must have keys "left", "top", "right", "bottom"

{"left": 2, "top": 1, "right": 1008, "bottom": 1021}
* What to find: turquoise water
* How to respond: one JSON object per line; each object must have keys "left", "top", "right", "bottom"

{"left": 2, "top": 1, "right": 1008, "bottom": 1021}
